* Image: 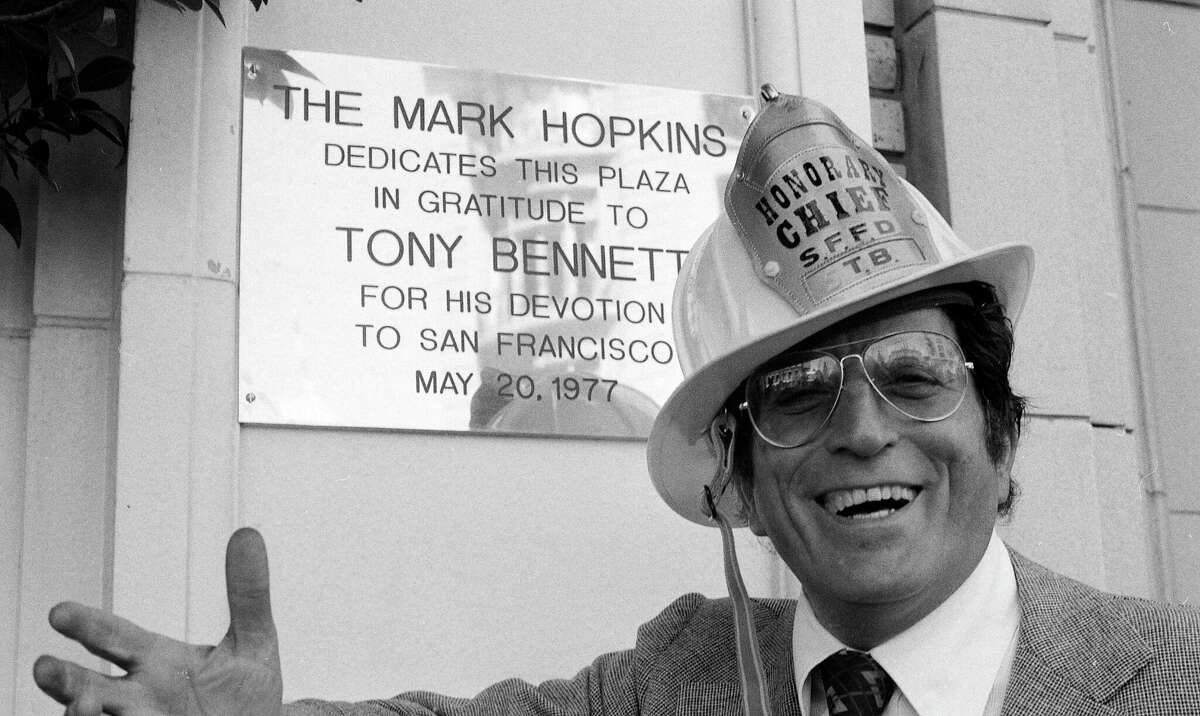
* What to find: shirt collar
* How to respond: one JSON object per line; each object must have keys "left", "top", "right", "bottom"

{"left": 792, "top": 531, "right": 1020, "bottom": 716}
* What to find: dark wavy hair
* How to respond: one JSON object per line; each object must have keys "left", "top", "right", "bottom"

{"left": 728, "top": 281, "right": 1026, "bottom": 516}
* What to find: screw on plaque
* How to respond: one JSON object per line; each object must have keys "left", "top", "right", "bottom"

{"left": 760, "top": 84, "right": 781, "bottom": 102}
{"left": 245, "top": 393, "right": 257, "bottom": 404}
{"left": 246, "top": 63, "right": 260, "bottom": 80}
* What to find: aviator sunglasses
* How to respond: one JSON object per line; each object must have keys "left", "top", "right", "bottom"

{"left": 740, "top": 330, "right": 974, "bottom": 448}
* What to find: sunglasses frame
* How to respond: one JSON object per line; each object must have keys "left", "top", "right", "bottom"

{"left": 739, "top": 330, "right": 975, "bottom": 449}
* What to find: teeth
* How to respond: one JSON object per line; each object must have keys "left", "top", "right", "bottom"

{"left": 851, "top": 508, "right": 896, "bottom": 520}
{"left": 821, "top": 485, "right": 917, "bottom": 517}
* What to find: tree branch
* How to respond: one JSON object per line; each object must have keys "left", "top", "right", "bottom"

{"left": 0, "top": 0, "right": 94, "bottom": 25}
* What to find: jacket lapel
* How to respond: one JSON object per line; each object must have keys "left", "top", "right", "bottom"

{"left": 1002, "top": 550, "right": 1151, "bottom": 715}
{"left": 762, "top": 600, "right": 801, "bottom": 715}
{"left": 674, "top": 597, "right": 801, "bottom": 716}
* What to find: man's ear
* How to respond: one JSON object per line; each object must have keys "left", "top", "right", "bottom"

{"left": 732, "top": 462, "right": 767, "bottom": 537}
{"left": 995, "top": 431, "right": 1018, "bottom": 505}
{"left": 723, "top": 414, "right": 770, "bottom": 536}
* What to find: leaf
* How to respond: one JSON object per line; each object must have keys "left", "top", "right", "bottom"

{"left": 74, "top": 104, "right": 129, "bottom": 163}
{"left": 0, "top": 186, "right": 21, "bottom": 247}
{"left": 68, "top": 97, "right": 103, "bottom": 113}
{"left": 13, "top": 108, "right": 41, "bottom": 137}
{"left": 70, "top": 98, "right": 129, "bottom": 145}
{"left": 54, "top": 34, "right": 77, "bottom": 76}
{"left": 241, "top": 48, "right": 321, "bottom": 107}
{"left": 71, "top": 3, "right": 110, "bottom": 36}
{"left": 2, "top": 144, "right": 20, "bottom": 179}
{"left": 23, "top": 139, "right": 59, "bottom": 190}
{"left": 26, "top": 139, "right": 50, "bottom": 166}
{"left": 53, "top": 0, "right": 113, "bottom": 28}
{"left": 89, "top": 7, "right": 121, "bottom": 47}
{"left": 77, "top": 56, "right": 134, "bottom": 92}
{"left": 40, "top": 99, "right": 81, "bottom": 134}
{"left": 203, "top": 0, "right": 225, "bottom": 26}
{"left": 273, "top": 52, "right": 318, "bottom": 81}
{"left": 49, "top": 33, "right": 79, "bottom": 98}
{"left": 146, "top": 0, "right": 190, "bottom": 13}
{"left": 55, "top": 74, "right": 79, "bottom": 100}
{"left": 2, "top": 145, "right": 19, "bottom": 180}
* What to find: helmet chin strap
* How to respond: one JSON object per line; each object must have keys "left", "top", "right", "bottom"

{"left": 704, "top": 413, "right": 774, "bottom": 716}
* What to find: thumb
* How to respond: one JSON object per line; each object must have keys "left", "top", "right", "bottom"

{"left": 225, "top": 527, "right": 276, "bottom": 649}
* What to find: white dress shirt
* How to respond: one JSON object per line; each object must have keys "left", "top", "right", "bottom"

{"left": 792, "top": 531, "right": 1020, "bottom": 716}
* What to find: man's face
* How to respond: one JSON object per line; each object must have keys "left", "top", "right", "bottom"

{"left": 746, "top": 306, "right": 1013, "bottom": 633}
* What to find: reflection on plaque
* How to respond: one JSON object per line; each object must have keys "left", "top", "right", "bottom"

{"left": 238, "top": 48, "right": 752, "bottom": 438}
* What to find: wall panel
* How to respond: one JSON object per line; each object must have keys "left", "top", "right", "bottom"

{"left": 1111, "top": 1, "right": 1200, "bottom": 212}
{"left": 1054, "top": 37, "right": 1135, "bottom": 427}
{"left": 1094, "top": 427, "right": 1156, "bottom": 598}
{"left": 1170, "top": 513, "right": 1200, "bottom": 602}
{"left": 239, "top": 428, "right": 769, "bottom": 699}
{"left": 0, "top": 174, "right": 35, "bottom": 714}
{"left": 999, "top": 417, "right": 1107, "bottom": 587}
{"left": 1134, "top": 208, "right": 1200, "bottom": 513}
{"left": 246, "top": 2, "right": 749, "bottom": 96}
{"left": 11, "top": 82, "right": 125, "bottom": 711}
{"left": 1109, "top": 0, "right": 1200, "bottom": 601}
{"left": 898, "top": 0, "right": 1162, "bottom": 600}
{"left": 236, "top": 5, "right": 759, "bottom": 697}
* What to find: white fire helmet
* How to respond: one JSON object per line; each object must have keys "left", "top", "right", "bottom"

{"left": 646, "top": 87, "right": 1034, "bottom": 527}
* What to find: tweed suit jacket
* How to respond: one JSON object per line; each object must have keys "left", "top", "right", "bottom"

{"left": 287, "top": 550, "right": 1200, "bottom": 715}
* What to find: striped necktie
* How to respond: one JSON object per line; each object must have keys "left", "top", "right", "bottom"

{"left": 818, "top": 649, "right": 896, "bottom": 715}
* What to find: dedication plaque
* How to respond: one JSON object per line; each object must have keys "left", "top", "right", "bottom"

{"left": 238, "top": 48, "right": 752, "bottom": 438}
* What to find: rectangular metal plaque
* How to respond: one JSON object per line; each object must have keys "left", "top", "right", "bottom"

{"left": 238, "top": 48, "right": 752, "bottom": 437}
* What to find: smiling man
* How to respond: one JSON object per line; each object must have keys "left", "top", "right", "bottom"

{"left": 646, "top": 86, "right": 1200, "bottom": 715}
{"left": 692, "top": 293, "right": 1025, "bottom": 714}
{"left": 34, "top": 88, "right": 1200, "bottom": 716}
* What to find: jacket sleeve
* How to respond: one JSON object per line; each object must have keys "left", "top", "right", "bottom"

{"left": 281, "top": 594, "right": 712, "bottom": 716}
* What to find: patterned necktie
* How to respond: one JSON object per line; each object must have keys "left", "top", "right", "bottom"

{"left": 817, "top": 649, "right": 896, "bottom": 715}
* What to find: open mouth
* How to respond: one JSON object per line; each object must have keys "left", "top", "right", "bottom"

{"left": 819, "top": 485, "right": 919, "bottom": 520}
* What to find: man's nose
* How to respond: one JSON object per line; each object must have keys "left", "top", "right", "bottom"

{"left": 823, "top": 358, "right": 897, "bottom": 457}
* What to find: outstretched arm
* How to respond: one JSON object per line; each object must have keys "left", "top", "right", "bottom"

{"left": 34, "top": 527, "right": 658, "bottom": 715}
{"left": 33, "top": 527, "right": 283, "bottom": 715}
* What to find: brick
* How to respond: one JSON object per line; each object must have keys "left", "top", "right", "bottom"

{"left": 870, "top": 97, "right": 905, "bottom": 152}
{"left": 866, "top": 35, "right": 898, "bottom": 89}
{"left": 863, "top": 0, "right": 896, "bottom": 27}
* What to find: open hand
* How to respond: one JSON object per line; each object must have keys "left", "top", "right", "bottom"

{"left": 33, "top": 527, "right": 283, "bottom": 715}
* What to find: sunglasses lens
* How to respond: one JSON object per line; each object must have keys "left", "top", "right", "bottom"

{"left": 745, "top": 353, "right": 841, "bottom": 447}
{"left": 863, "top": 332, "right": 970, "bottom": 420}
{"left": 745, "top": 331, "right": 970, "bottom": 447}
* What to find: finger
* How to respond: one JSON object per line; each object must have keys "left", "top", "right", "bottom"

{"left": 225, "top": 527, "right": 276, "bottom": 647}
{"left": 47, "top": 602, "right": 158, "bottom": 671}
{"left": 33, "top": 655, "right": 137, "bottom": 711}
{"left": 65, "top": 691, "right": 102, "bottom": 716}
